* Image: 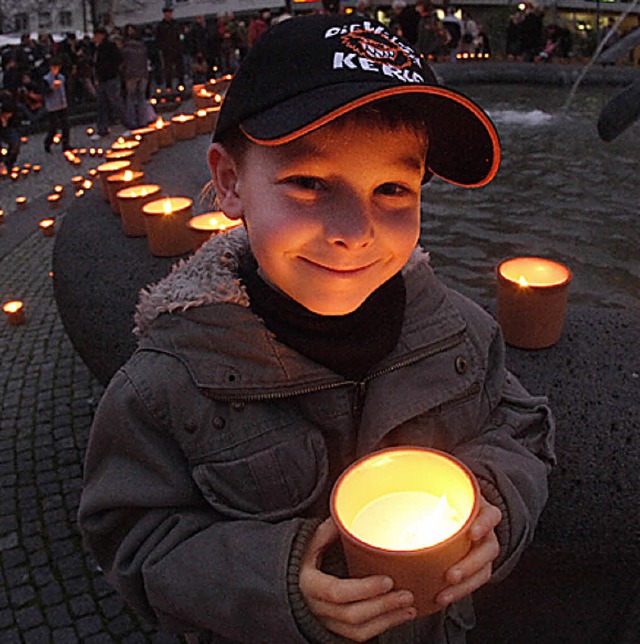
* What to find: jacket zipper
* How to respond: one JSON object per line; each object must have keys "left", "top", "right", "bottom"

{"left": 202, "top": 330, "right": 467, "bottom": 404}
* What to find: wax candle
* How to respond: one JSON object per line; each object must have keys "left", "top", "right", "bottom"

{"left": 117, "top": 183, "right": 162, "bottom": 237}
{"left": 170, "top": 114, "right": 197, "bottom": 140}
{"left": 142, "top": 196, "right": 193, "bottom": 256}
{"left": 332, "top": 447, "right": 478, "bottom": 617}
{"left": 154, "top": 117, "right": 175, "bottom": 147}
{"left": 96, "top": 160, "right": 132, "bottom": 201}
{"left": 3, "top": 300, "right": 25, "bottom": 325}
{"left": 71, "top": 175, "right": 84, "bottom": 186}
{"left": 106, "top": 169, "right": 145, "bottom": 213}
{"left": 47, "top": 193, "right": 61, "bottom": 209}
{"left": 15, "top": 196, "right": 27, "bottom": 210}
{"left": 131, "top": 126, "right": 160, "bottom": 158}
{"left": 39, "top": 218, "right": 55, "bottom": 236}
{"left": 195, "top": 109, "right": 214, "bottom": 135}
{"left": 496, "top": 257, "right": 572, "bottom": 349}
{"left": 188, "top": 211, "right": 243, "bottom": 250}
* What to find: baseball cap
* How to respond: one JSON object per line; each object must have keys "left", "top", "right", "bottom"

{"left": 212, "top": 14, "right": 500, "bottom": 188}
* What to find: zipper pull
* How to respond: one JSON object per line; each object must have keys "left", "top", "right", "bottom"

{"left": 352, "top": 381, "right": 367, "bottom": 421}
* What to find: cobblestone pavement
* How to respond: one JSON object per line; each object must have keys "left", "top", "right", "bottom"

{"left": 1, "top": 125, "right": 183, "bottom": 642}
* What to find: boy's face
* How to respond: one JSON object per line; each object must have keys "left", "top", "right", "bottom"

{"left": 221, "top": 122, "right": 425, "bottom": 315}
{"left": 51, "top": 65, "right": 61, "bottom": 76}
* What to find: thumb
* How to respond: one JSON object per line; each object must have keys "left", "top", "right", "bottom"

{"left": 304, "top": 518, "right": 340, "bottom": 568}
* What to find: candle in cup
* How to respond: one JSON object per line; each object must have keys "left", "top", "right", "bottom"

{"left": 53, "top": 184, "right": 64, "bottom": 194}
{"left": 117, "top": 183, "right": 162, "bottom": 237}
{"left": 3, "top": 300, "right": 25, "bottom": 325}
{"left": 47, "top": 193, "right": 61, "bottom": 209}
{"left": 170, "top": 114, "right": 197, "bottom": 140}
{"left": 331, "top": 447, "right": 479, "bottom": 617}
{"left": 96, "top": 160, "right": 132, "bottom": 201}
{"left": 15, "top": 196, "right": 27, "bottom": 210}
{"left": 496, "top": 257, "right": 572, "bottom": 350}
{"left": 106, "top": 169, "right": 145, "bottom": 213}
{"left": 71, "top": 175, "right": 84, "bottom": 186}
{"left": 154, "top": 117, "right": 175, "bottom": 147}
{"left": 39, "top": 218, "right": 55, "bottom": 236}
{"left": 142, "top": 196, "right": 193, "bottom": 256}
{"left": 188, "top": 211, "right": 243, "bottom": 250}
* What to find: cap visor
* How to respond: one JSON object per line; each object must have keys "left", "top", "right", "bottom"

{"left": 241, "top": 83, "right": 500, "bottom": 188}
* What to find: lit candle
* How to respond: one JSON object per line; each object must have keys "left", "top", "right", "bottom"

{"left": 188, "top": 211, "right": 243, "bottom": 250}
{"left": 15, "top": 196, "right": 27, "bottom": 210}
{"left": 53, "top": 133, "right": 61, "bottom": 144}
{"left": 116, "top": 183, "right": 162, "bottom": 237}
{"left": 131, "top": 126, "right": 160, "bottom": 159}
{"left": 47, "top": 193, "right": 61, "bottom": 209}
{"left": 71, "top": 175, "right": 84, "bottom": 186}
{"left": 39, "top": 218, "right": 55, "bottom": 236}
{"left": 0, "top": 208, "right": 4, "bottom": 221}
{"left": 154, "top": 117, "right": 175, "bottom": 147}
{"left": 195, "top": 109, "right": 214, "bottom": 135}
{"left": 3, "top": 300, "right": 26, "bottom": 326}
{"left": 81, "top": 179, "right": 93, "bottom": 190}
{"left": 142, "top": 196, "right": 194, "bottom": 256}
{"left": 496, "top": 257, "right": 572, "bottom": 349}
{"left": 32, "top": 164, "right": 41, "bottom": 173}
{"left": 86, "top": 127, "right": 95, "bottom": 136}
{"left": 20, "top": 168, "right": 29, "bottom": 177}
{"left": 331, "top": 447, "right": 479, "bottom": 617}
{"left": 53, "top": 184, "right": 64, "bottom": 194}
{"left": 106, "top": 169, "right": 145, "bottom": 213}
{"left": 96, "top": 160, "right": 132, "bottom": 201}
{"left": 170, "top": 114, "right": 197, "bottom": 141}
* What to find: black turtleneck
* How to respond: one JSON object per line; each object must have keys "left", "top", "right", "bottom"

{"left": 240, "top": 254, "right": 406, "bottom": 381}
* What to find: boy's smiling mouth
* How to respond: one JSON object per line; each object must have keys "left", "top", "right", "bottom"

{"left": 299, "top": 257, "right": 379, "bottom": 275}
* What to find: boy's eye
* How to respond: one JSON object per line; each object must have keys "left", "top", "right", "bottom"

{"left": 376, "top": 183, "right": 410, "bottom": 197}
{"left": 283, "top": 176, "right": 325, "bottom": 191}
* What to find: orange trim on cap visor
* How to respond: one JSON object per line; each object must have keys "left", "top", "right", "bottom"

{"left": 240, "top": 85, "right": 501, "bottom": 188}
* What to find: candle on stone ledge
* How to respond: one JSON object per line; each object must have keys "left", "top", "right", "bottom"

{"left": 39, "top": 218, "right": 55, "bottom": 236}
{"left": 496, "top": 257, "right": 572, "bottom": 350}
{"left": 106, "top": 169, "right": 145, "bottom": 213}
{"left": 116, "top": 183, "right": 162, "bottom": 237}
{"left": 142, "top": 196, "right": 193, "bottom": 256}
{"left": 331, "top": 447, "right": 479, "bottom": 617}
{"left": 187, "top": 211, "right": 243, "bottom": 250}
{"left": 170, "top": 114, "right": 197, "bottom": 140}
{"left": 3, "top": 300, "right": 26, "bottom": 326}
{"left": 96, "top": 160, "right": 132, "bottom": 201}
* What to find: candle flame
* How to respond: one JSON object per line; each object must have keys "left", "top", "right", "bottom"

{"left": 3, "top": 301, "right": 23, "bottom": 314}
{"left": 123, "top": 170, "right": 134, "bottom": 181}
{"left": 163, "top": 198, "right": 173, "bottom": 215}
{"left": 155, "top": 117, "right": 164, "bottom": 129}
{"left": 39, "top": 219, "right": 54, "bottom": 228}
{"left": 518, "top": 276, "right": 529, "bottom": 287}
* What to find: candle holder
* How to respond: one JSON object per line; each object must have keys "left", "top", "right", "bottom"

{"left": 96, "top": 160, "right": 132, "bottom": 201}
{"left": 15, "top": 196, "right": 27, "bottom": 210}
{"left": 105, "top": 148, "right": 141, "bottom": 170}
{"left": 131, "top": 126, "right": 160, "bottom": 159}
{"left": 153, "top": 118, "right": 175, "bottom": 147}
{"left": 117, "top": 184, "right": 162, "bottom": 237}
{"left": 3, "top": 300, "right": 26, "bottom": 326}
{"left": 47, "top": 193, "right": 61, "bottom": 209}
{"left": 170, "top": 114, "right": 197, "bottom": 140}
{"left": 496, "top": 257, "right": 572, "bottom": 350}
{"left": 187, "top": 212, "right": 243, "bottom": 251}
{"left": 142, "top": 196, "right": 194, "bottom": 256}
{"left": 331, "top": 447, "right": 479, "bottom": 617}
{"left": 39, "top": 218, "right": 55, "bottom": 237}
{"left": 195, "top": 109, "right": 214, "bottom": 135}
{"left": 106, "top": 169, "right": 145, "bottom": 213}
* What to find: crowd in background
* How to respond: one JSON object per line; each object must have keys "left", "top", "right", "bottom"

{"left": 1, "top": 2, "right": 639, "bottom": 167}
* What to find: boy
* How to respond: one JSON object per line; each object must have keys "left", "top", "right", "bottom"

{"left": 42, "top": 57, "right": 70, "bottom": 153}
{"left": 78, "top": 15, "right": 555, "bottom": 644}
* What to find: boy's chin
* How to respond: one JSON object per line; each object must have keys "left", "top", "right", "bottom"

{"left": 298, "top": 294, "right": 370, "bottom": 317}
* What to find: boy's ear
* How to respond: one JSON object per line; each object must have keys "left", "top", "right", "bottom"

{"left": 207, "top": 143, "right": 244, "bottom": 220}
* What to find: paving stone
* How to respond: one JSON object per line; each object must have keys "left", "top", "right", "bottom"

{"left": 50, "top": 626, "right": 79, "bottom": 642}
{"left": 9, "top": 583, "right": 36, "bottom": 608}
{"left": 45, "top": 603, "right": 73, "bottom": 628}
{"left": 15, "top": 604, "right": 44, "bottom": 630}
{"left": 23, "top": 625, "right": 54, "bottom": 642}
{"left": 76, "top": 614, "right": 104, "bottom": 638}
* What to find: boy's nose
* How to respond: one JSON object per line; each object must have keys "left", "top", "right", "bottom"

{"left": 324, "top": 196, "right": 374, "bottom": 249}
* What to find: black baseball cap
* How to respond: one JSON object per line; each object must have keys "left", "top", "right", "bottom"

{"left": 213, "top": 14, "right": 500, "bottom": 188}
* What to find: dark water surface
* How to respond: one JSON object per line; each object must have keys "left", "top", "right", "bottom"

{"left": 420, "top": 83, "right": 640, "bottom": 310}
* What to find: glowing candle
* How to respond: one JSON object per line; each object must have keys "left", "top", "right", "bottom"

{"left": 332, "top": 448, "right": 479, "bottom": 617}
{"left": 53, "top": 184, "right": 64, "bottom": 194}
{"left": 117, "top": 183, "right": 162, "bottom": 237}
{"left": 496, "top": 257, "right": 572, "bottom": 349}
{"left": 3, "top": 300, "right": 26, "bottom": 326}
{"left": 96, "top": 160, "right": 132, "bottom": 201}
{"left": 0, "top": 208, "right": 4, "bottom": 221}
{"left": 86, "top": 127, "right": 95, "bottom": 135}
{"left": 170, "top": 114, "right": 197, "bottom": 140}
{"left": 154, "top": 117, "right": 175, "bottom": 147}
{"left": 32, "top": 164, "right": 41, "bottom": 173}
{"left": 131, "top": 126, "right": 160, "bottom": 158}
{"left": 71, "top": 175, "right": 84, "bottom": 186}
{"left": 142, "top": 196, "right": 193, "bottom": 256}
{"left": 15, "top": 196, "right": 27, "bottom": 210}
{"left": 81, "top": 179, "right": 93, "bottom": 190}
{"left": 39, "top": 218, "right": 55, "bottom": 236}
{"left": 188, "top": 211, "right": 243, "bottom": 250}
{"left": 106, "top": 169, "right": 145, "bottom": 213}
{"left": 47, "top": 193, "right": 61, "bottom": 209}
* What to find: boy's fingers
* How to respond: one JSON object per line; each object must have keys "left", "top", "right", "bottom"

{"left": 324, "top": 606, "right": 417, "bottom": 643}
{"left": 445, "top": 531, "right": 499, "bottom": 585}
{"left": 437, "top": 562, "right": 493, "bottom": 607}
{"left": 470, "top": 504, "right": 502, "bottom": 540}
{"left": 312, "top": 588, "right": 414, "bottom": 624}
{"left": 302, "top": 567, "right": 395, "bottom": 605}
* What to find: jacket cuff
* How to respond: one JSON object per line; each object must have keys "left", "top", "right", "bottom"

{"left": 287, "top": 518, "right": 351, "bottom": 644}
{"left": 476, "top": 475, "right": 511, "bottom": 572}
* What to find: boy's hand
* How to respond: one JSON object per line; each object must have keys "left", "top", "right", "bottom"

{"left": 436, "top": 495, "right": 502, "bottom": 608}
{"left": 299, "top": 518, "right": 417, "bottom": 642}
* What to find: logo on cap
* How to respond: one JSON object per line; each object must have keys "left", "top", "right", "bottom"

{"left": 325, "top": 22, "right": 423, "bottom": 84}
{"left": 342, "top": 29, "right": 412, "bottom": 69}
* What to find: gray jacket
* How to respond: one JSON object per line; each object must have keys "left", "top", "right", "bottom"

{"left": 78, "top": 227, "right": 555, "bottom": 643}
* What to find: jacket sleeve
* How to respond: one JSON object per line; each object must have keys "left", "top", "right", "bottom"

{"left": 452, "top": 321, "right": 556, "bottom": 582}
{"left": 77, "top": 363, "right": 311, "bottom": 642}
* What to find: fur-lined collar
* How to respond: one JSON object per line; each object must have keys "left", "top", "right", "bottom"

{"left": 134, "top": 226, "right": 429, "bottom": 336}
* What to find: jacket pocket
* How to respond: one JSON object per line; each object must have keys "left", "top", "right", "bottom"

{"left": 192, "top": 431, "right": 328, "bottom": 522}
